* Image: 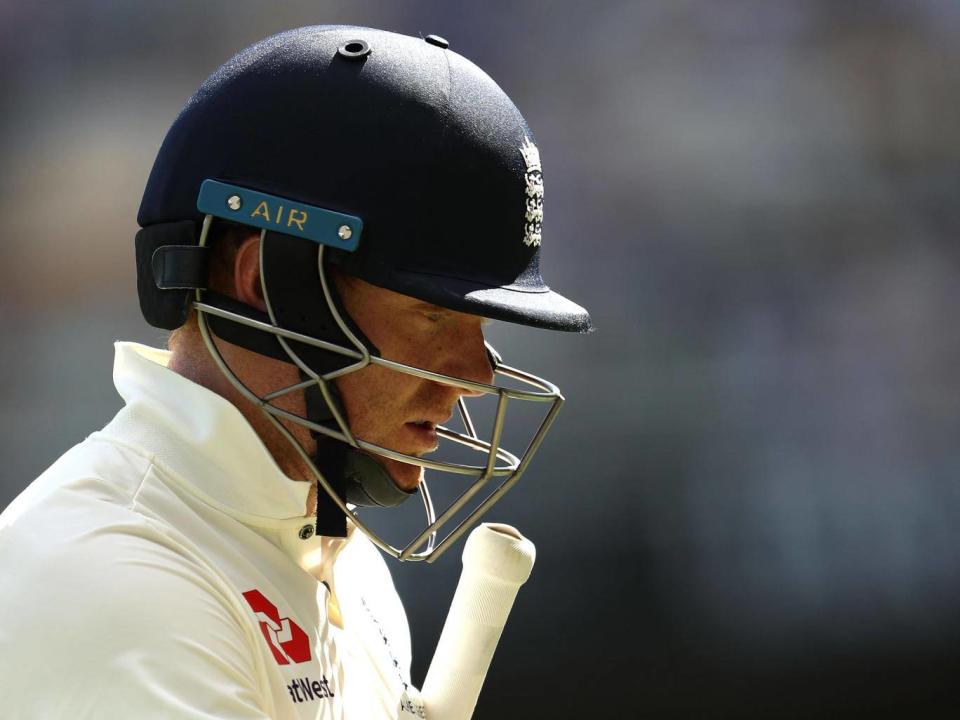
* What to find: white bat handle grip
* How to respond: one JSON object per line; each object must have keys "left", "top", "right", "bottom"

{"left": 420, "top": 523, "right": 536, "bottom": 720}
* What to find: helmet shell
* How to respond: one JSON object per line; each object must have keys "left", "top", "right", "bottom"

{"left": 139, "top": 25, "right": 590, "bottom": 332}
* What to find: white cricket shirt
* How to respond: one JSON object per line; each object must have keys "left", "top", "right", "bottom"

{"left": 0, "top": 342, "right": 427, "bottom": 719}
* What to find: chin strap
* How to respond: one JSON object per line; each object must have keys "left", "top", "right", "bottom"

{"left": 302, "top": 375, "right": 416, "bottom": 538}
{"left": 204, "top": 292, "right": 291, "bottom": 361}
{"left": 301, "top": 378, "right": 349, "bottom": 538}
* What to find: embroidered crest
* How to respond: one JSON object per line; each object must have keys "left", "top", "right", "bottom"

{"left": 521, "top": 137, "right": 543, "bottom": 247}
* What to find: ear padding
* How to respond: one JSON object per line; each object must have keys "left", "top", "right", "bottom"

{"left": 135, "top": 221, "right": 202, "bottom": 330}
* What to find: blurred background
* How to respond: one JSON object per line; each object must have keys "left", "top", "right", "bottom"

{"left": 3, "top": 1, "right": 960, "bottom": 717}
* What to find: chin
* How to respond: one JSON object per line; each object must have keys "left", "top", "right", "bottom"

{"left": 386, "top": 458, "right": 423, "bottom": 492}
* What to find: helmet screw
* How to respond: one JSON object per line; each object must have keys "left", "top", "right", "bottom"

{"left": 226, "top": 194, "right": 242, "bottom": 211}
{"left": 337, "top": 39, "right": 371, "bottom": 60}
{"left": 298, "top": 524, "right": 315, "bottom": 540}
{"left": 338, "top": 225, "right": 353, "bottom": 240}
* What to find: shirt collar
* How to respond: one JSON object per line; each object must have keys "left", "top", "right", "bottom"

{"left": 105, "top": 341, "right": 313, "bottom": 524}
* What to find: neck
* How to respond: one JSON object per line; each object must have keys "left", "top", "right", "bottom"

{"left": 168, "top": 321, "right": 319, "bottom": 515}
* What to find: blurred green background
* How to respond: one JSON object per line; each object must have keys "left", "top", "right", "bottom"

{"left": 3, "top": 1, "right": 960, "bottom": 717}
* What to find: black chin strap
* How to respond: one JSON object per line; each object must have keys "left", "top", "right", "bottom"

{"left": 204, "top": 293, "right": 290, "bottom": 362}
{"left": 301, "top": 380, "right": 349, "bottom": 538}
{"left": 302, "top": 376, "right": 416, "bottom": 538}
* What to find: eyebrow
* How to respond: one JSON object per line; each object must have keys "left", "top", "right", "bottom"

{"left": 410, "top": 301, "right": 492, "bottom": 325}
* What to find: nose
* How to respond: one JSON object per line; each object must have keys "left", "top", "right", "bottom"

{"left": 444, "top": 322, "right": 495, "bottom": 396}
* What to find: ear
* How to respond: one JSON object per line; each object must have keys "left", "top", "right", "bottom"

{"left": 232, "top": 234, "right": 266, "bottom": 311}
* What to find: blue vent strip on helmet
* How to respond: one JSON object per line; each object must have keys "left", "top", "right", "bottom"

{"left": 197, "top": 179, "right": 361, "bottom": 251}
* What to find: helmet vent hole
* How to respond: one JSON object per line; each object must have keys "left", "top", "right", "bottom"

{"left": 337, "top": 40, "right": 371, "bottom": 60}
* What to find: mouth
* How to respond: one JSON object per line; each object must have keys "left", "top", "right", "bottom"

{"left": 403, "top": 413, "right": 450, "bottom": 453}
{"left": 404, "top": 420, "right": 438, "bottom": 452}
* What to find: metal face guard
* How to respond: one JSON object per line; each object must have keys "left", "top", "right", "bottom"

{"left": 192, "top": 216, "right": 564, "bottom": 563}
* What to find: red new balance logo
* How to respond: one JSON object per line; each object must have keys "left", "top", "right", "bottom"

{"left": 242, "top": 589, "right": 312, "bottom": 665}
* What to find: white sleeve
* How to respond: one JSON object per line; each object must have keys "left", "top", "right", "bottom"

{"left": 0, "top": 527, "right": 272, "bottom": 719}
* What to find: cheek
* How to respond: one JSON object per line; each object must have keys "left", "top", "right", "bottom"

{"left": 334, "top": 365, "right": 415, "bottom": 439}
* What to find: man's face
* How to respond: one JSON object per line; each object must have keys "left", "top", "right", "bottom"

{"left": 332, "top": 275, "right": 494, "bottom": 491}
